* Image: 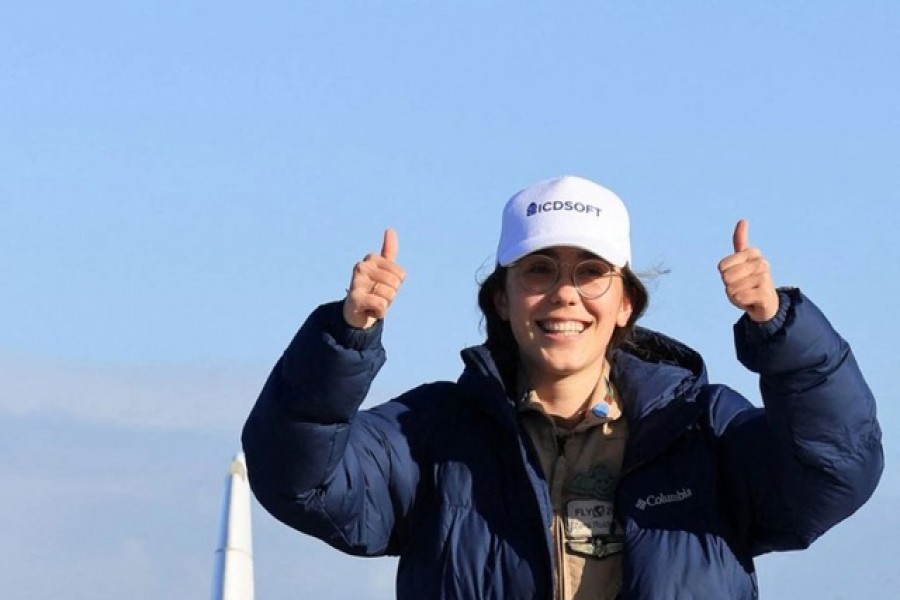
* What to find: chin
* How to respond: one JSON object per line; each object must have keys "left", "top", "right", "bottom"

{"left": 536, "top": 358, "right": 593, "bottom": 378}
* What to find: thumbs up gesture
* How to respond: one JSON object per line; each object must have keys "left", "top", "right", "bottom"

{"left": 342, "top": 228, "right": 407, "bottom": 329}
{"left": 717, "top": 220, "right": 780, "bottom": 323}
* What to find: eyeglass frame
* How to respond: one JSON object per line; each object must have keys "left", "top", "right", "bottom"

{"left": 508, "top": 253, "right": 624, "bottom": 300}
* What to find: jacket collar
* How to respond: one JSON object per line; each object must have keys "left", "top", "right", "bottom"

{"left": 457, "top": 345, "right": 520, "bottom": 429}
{"left": 613, "top": 327, "right": 708, "bottom": 473}
{"left": 457, "top": 327, "right": 710, "bottom": 458}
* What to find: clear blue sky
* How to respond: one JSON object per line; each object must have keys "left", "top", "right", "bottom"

{"left": 2, "top": 1, "right": 898, "bottom": 598}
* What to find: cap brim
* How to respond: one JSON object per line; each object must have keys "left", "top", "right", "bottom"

{"left": 498, "top": 234, "right": 629, "bottom": 268}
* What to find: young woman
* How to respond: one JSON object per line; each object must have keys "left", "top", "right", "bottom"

{"left": 242, "top": 175, "right": 883, "bottom": 599}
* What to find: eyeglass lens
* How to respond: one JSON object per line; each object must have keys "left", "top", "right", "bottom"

{"left": 515, "top": 255, "right": 616, "bottom": 299}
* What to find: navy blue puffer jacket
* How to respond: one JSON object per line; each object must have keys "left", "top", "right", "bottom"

{"left": 242, "top": 289, "right": 882, "bottom": 599}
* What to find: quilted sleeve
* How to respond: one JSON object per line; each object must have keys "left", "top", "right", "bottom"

{"left": 714, "top": 288, "right": 883, "bottom": 555}
{"left": 241, "top": 301, "right": 421, "bottom": 556}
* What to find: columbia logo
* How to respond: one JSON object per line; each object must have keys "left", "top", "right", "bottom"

{"left": 635, "top": 488, "right": 693, "bottom": 510}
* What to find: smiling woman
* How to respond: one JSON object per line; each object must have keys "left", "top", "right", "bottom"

{"left": 242, "top": 175, "right": 883, "bottom": 599}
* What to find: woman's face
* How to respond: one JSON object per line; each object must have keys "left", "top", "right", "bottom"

{"left": 494, "top": 246, "right": 633, "bottom": 385}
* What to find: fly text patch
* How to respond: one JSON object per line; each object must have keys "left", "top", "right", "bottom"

{"left": 565, "top": 499, "right": 615, "bottom": 539}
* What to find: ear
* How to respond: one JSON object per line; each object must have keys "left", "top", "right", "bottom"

{"left": 494, "top": 289, "right": 510, "bottom": 321}
{"left": 616, "top": 290, "right": 634, "bottom": 328}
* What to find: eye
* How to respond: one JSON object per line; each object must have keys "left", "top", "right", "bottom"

{"left": 577, "top": 260, "right": 613, "bottom": 278}
{"left": 525, "top": 262, "right": 555, "bottom": 275}
{"left": 520, "top": 256, "right": 557, "bottom": 275}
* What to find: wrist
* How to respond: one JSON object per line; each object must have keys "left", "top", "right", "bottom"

{"left": 747, "top": 289, "right": 781, "bottom": 323}
{"left": 342, "top": 298, "right": 378, "bottom": 330}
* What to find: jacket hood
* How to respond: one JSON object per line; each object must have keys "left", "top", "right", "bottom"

{"left": 613, "top": 327, "right": 710, "bottom": 473}
{"left": 457, "top": 344, "right": 519, "bottom": 428}
{"left": 614, "top": 326, "right": 709, "bottom": 422}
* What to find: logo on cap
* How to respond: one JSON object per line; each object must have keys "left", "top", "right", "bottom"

{"left": 525, "top": 200, "right": 603, "bottom": 218}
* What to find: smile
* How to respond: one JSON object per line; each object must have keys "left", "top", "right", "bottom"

{"left": 536, "top": 320, "right": 587, "bottom": 335}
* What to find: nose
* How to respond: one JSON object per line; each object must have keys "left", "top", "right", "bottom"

{"left": 549, "top": 273, "right": 580, "bottom": 305}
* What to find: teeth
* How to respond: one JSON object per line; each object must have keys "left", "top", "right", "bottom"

{"left": 540, "top": 321, "right": 585, "bottom": 333}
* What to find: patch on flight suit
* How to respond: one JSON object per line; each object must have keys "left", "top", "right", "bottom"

{"left": 566, "top": 462, "right": 623, "bottom": 560}
{"left": 564, "top": 499, "right": 624, "bottom": 559}
{"left": 568, "top": 463, "right": 617, "bottom": 501}
{"left": 565, "top": 499, "right": 615, "bottom": 537}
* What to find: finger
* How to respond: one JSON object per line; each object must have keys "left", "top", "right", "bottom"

{"left": 720, "top": 256, "right": 769, "bottom": 286}
{"left": 726, "top": 264, "right": 775, "bottom": 298}
{"left": 370, "top": 281, "right": 398, "bottom": 303}
{"left": 345, "top": 278, "right": 393, "bottom": 308}
{"left": 729, "top": 288, "right": 766, "bottom": 311}
{"left": 726, "top": 274, "right": 772, "bottom": 302}
{"left": 347, "top": 262, "right": 402, "bottom": 309}
{"left": 718, "top": 246, "right": 763, "bottom": 273}
{"left": 732, "top": 219, "right": 749, "bottom": 253}
{"left": 356, "top": 257, "right": 406, "bottom": 288}
{"left": 381, "top": 228, "right": 399, "bottom": 262}
{"left": 729, "top": 284, "right": 777, "bottom": 314}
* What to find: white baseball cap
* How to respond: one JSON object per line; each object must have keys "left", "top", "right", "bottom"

{"left": 496, "top": 175, "right": 632, "bottom": 267}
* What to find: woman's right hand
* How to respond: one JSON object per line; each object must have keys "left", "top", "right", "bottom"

{"left": 342, "top": 228, "right": 407, "bottom": 329}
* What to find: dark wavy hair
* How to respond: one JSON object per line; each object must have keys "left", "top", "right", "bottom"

{"left": 477, "top": 264, "right": 649, "bottom": 391}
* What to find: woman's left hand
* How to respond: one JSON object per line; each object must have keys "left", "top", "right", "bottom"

{"left": 718, "top": 219, "right": 780, "bottom": 323}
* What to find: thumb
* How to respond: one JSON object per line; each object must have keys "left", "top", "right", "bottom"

{"left": 381, "top": 228, "right": 399, "bottom": 262}
{"left": 732, "top": 219, "right": 749, "bottom": 253}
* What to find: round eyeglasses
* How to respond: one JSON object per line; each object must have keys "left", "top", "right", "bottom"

{"left": 510, "top": 254, "right": 622, "bottom": 299}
